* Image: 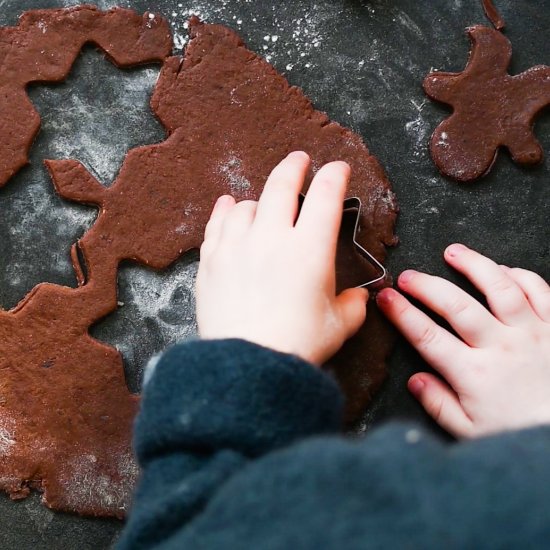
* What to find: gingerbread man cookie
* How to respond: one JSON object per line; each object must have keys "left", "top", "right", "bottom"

{"left": 424, "top": 25, "right": 550, "bottom": 182}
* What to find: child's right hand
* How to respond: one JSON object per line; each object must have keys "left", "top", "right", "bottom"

{"left": 377, "top": 244, "right": 550, "bottom": 439}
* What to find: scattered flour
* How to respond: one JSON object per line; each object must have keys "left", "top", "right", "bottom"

{"left": 0, "top": 415, "right": 16, "bottom": 456}
{"left": 165, "top": 0, "right": 346, "bottom": 73}
{"left": 56, "top": 450, "right": 139, "bottom": 514}
{"left": 218, "top": 154, "right": 251, "bottom": 193}
{"left": 405, "top": 111, "right": 430, "bottom": 160}
{"left": 437, "top": 131, "right": 450, "bottom": 148}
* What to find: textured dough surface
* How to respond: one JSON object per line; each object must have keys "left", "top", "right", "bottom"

{"left": 0, "top": 11, "right": 397, "bottom": 517}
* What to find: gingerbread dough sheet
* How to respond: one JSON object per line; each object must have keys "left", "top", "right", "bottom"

{"left": 0, "top": 9, "right": 397, "bottom": 517}
{"left": 49, "top": 17, "right": 398, "bottom": 419}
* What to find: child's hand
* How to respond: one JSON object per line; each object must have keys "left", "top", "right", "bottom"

{"left": 196, "top": 151, "right": 368, "bottom": 366}
{"left": 377, "top": 244, "right": 550, "bottom": 439}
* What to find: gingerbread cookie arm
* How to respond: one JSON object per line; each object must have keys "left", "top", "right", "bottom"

{"left": 423, "top": 27, "right": 511, "bottom": 105}
{"left": 46, "top": 160, "right": 107, "bottom": 206}
{"left": 506, "top": 128, "right": 544, "bottom": 166}
{"left": 423, "top": 72, "right": 460, "bottom": 105}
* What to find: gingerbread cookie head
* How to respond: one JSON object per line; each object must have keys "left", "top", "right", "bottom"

{"left": 424, "top": 25, "right": 550, "bottom": 182}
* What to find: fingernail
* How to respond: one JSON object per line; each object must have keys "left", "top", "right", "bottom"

{"left": 289, "top": 150, "right": 309, "bottom": 160}
{"left": 215, "top": 195, "right": 230, "bottom": 207}
{"left": 446, "top": 243, "right": 467, "bottom": 258}
{"left": 408, "top": 377, "right": 425, "bottom": 397}
{"left": 399, "top": 270, "right": 416, "bottom": 285}
{"left": 376, "top": 288, "right": 396, "bottom": 305}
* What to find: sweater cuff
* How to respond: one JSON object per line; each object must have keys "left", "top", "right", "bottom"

{"left": 135, "top": 339, "right": 344, "bottom": 463}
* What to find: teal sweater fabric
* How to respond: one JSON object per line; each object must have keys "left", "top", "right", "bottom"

{"left": 118, "top": 339, "right": 550, "bottom": 549}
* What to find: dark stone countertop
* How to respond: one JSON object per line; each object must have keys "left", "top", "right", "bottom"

{"left": 0, "top": 0, "right": 547, "bottom": 547}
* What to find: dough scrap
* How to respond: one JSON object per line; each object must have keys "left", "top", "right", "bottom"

{"left": 0, "top": 11, "right": 397, "bottom": 517}
{"left": 0, "top": 5, "right": 172, "bottom": 189}
{"left": 482, "top": 0, "right": 505, "bottom": 30}
{"left": 424, "top": 26, "right": 550, "bottom": 182}
{"left": 0, "top": 6, "right": 170, "bottom": 518}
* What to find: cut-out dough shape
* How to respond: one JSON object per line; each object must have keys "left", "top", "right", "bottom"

{"left": 0, "top": 5, "right": 172, "bottom": 188}
{"left": 424, "top": 25, "right": 550, "bottom": 182}
{"left": 0, "top": 11, "right": 397, "bottom": 517}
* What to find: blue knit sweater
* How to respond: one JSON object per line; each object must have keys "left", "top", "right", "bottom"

{"left": 118, "top": 339, "right": 550, "bottom": 549}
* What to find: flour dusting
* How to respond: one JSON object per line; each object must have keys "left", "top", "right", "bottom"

{"left": 166, "top": 1, "right": 344, "bottom": 73}
{"left": 36, "top": 62, "right": 161, "bottom": 185}
{"left": 93, "top": 260, "right": 199, "bottom": 391}
{"left": 0, "top": 415, "right": 16, "bottom": 456}
{"left": 56, "top": 450, "right": 139, "bottom": 514}
{"left": 218, "top": 155, "right": 251, "bottom": 193}
{"left": 405, "top": 111, "right": 430, "bottom": 160}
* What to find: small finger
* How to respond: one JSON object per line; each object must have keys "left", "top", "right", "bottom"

{"left": 296, "top": 161, "right": 350, "bottom": 263}
{"left": 377, "top": 288, "right": 468, "bottom": 387}
{"left": 445, "top": 244, "right": 537, "bottom": 326}
{"left": 220, "top": 200, "right": 257, "bottom": 241}
{"left": 397, "top": 270, "right": 499, "bottom": 347}
{"left": 500, "top": 266, "right": 550, "bottom": 322}
{"left": 203, "top": 195, "right": 236, "bottom": 243}
{"left": 408, "top": 373, "right": 473, "bottom": 439}
{"left": 254, "top": 151, "right": 310, "bottom": 229}
{"left": 335, "top": 287, "right": 369, "bottom": 339}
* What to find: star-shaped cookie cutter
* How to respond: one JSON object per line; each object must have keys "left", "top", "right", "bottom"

{"left": 342, "top": 197, "right": 387, "bottom": 288}
{"left": 298, "top": 194, "right": 387, "bottom": 288}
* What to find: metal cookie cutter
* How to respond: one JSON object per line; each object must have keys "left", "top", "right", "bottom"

{"left": 297, "top": 194, "right": 387, "bottom": 288}
{"left": 342, "top": 197, "right": 387, "bottom": 288}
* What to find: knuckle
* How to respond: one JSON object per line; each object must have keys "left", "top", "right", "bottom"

{"left": 514, "top": 268, "right": 546, "bottom": 287}
{"left": 447, "top": 297, "right": 470, "bottom": 317}
{"left": 416, "top": 326, "right": 439, "bottom": 349}
{"left": 490, "top": 275, "right": 514, "bottom": 294}
{"left": 234, "top": 200, "right": 257, "bottom": 213}
{"left": 427, "top": 397, "right": 445, "bottom": 424}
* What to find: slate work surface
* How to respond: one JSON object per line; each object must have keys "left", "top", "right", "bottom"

{"left": 0, "top": 0, "right": 547, "bottom": 547}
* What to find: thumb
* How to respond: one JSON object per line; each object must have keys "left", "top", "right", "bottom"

{"left": 335, "top": 287, "right": 368, "bottom": 339}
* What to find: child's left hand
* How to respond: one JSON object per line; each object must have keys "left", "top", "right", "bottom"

{"left": 377, "top": 245, "right": 550, "bottom": 438}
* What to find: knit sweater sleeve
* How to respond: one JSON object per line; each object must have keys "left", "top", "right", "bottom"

{"left": 117, "top": 338, "right": 344, "bottom": 549}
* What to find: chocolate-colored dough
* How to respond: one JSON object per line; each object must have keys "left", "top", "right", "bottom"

{"left": 0, "top": 12, "right": 397, "bottom": 517}
{"left": 0, "top": 5, "right": 172, "bottom": 188}
{"left": 48, "top": 17, "right": 398, "bottom": 421}
{"left": 424, "top": 26, "right": 550, "bottom": 182}
{"left": 482, "top": 0, "right": 505, "bottom": 30}
{"left": 0, "top": 6, "right": 171, "bottom": 518}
